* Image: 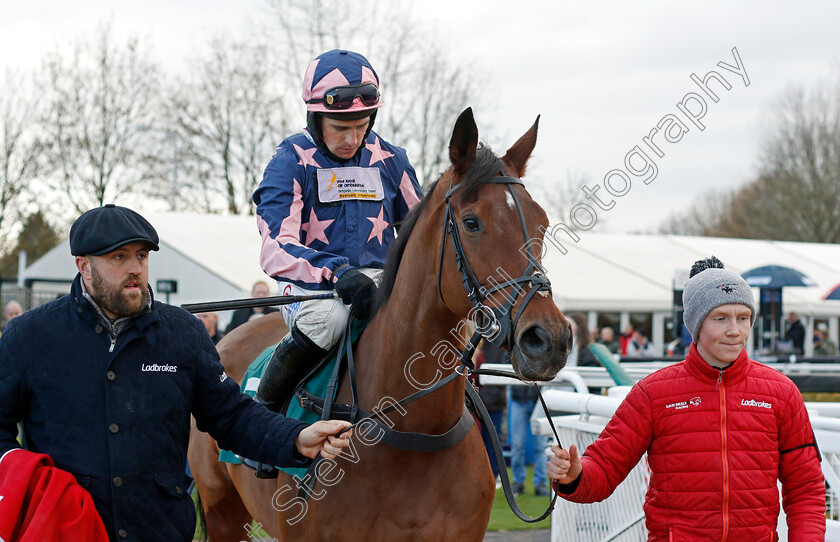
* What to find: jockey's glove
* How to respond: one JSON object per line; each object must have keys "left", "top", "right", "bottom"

{"left": 333, "top": 266, "right": 376, "bottom": 320}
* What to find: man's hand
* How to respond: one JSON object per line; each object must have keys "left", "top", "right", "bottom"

{"left": 547, "top": 443, "right": 581, "bottom": 485}
{"left": 295, "top": 420, "right": 353, "bottom": 460}
{"left": 333, "top": 267, "right": 376, "bottom": 319}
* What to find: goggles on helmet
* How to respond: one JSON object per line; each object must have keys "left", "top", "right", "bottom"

{"left": 306, "top": 83, "right": 380, "bottom": 110}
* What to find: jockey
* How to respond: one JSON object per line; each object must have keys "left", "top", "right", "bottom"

{"left": 253, "top": 50, "right": 423, "bottom": 431}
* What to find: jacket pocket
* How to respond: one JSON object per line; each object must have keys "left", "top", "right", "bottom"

{"left": 154, "top": 469, "right": 190, "bottom": 498}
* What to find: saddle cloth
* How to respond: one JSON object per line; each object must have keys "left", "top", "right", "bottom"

{"left": 218, "top": 344, "right": 337, "bottom": 480}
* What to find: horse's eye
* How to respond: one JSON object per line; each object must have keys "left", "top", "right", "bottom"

{"left": 462, "top": 216, "right": 482, "bottom": 232}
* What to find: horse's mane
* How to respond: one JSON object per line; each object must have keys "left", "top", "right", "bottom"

{"left": 372, "top": 144, "right": 504, "bottom": 314}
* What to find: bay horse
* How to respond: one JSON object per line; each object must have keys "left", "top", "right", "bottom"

{"left": 188, "top": 108, "right": 571, "bottom": 541}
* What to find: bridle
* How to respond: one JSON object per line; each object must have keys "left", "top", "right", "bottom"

{"left": 437, "top": 175, "right": 553, "bottom": 368}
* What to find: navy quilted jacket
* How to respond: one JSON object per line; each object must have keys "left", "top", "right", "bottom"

{"left": 0, "top": 275, "right": 309, "bottom": 541}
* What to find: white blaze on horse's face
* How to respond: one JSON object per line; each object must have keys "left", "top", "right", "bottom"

{"left": 504, "top": 191, "right": 516, "bottom": 210}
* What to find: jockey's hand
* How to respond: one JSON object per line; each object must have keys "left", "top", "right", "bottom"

{"left": 548, "top": 443, "right": 581, "bottom": 485}
{"left": 333, "top": 267, "right": 376, "bottom": 319}
{"left": 295, "top": 420, "right": 353, "bottom": 460}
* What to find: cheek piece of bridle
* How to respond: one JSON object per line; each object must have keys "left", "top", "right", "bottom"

{"left": 438, "top": 176, "right": 551, "bottom": 357}
{"left": 435, "top": 175, "right": 562, "bottom": 522}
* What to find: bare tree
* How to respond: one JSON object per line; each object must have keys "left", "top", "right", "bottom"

{"left": 260, "top": 0, "right": 482, "bottom": 186}
{"left": 658, "top": 187, "right": 734, "bottom": 236}
{"left": 162, "top": 38, "right": 287, "bottom": 214}
{"left": 38, "top": 21, "right": 159, "bottom": 215}
{"left": 737, "top": 84, "right": 840, "bottom": 242}
{"left": 534, "top": 171, "right": 604, "bottom": 231}
{"left": 661, "top": 81, "right": 840, "bottom": 243}
{"left": 0, "top": 69, "right": 43, "bottom": 255}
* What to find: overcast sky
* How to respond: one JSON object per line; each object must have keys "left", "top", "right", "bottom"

{"left": 3, "top": 1, "right": 838, "bottom": 233}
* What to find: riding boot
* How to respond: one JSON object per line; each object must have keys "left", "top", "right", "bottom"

{"left": 253, "top": 328, "right": 325, "bottom": 479}
{"left": 255, "top": 332, "right": 316, "bottom": 413}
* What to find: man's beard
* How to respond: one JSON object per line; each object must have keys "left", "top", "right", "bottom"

{"left": 90, "top": 264, "right": 149, "bottom": 319}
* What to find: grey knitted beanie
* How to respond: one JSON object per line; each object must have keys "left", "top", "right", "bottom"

{"left": 682, "top": 256, "right": 756, "bottom": 342}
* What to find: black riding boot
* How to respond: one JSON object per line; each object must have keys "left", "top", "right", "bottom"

{"left": 253, "top": 328, "right": 325, "bottom": 478}
{"left": 256, "top": 332, "right": 317, "bottom": 413}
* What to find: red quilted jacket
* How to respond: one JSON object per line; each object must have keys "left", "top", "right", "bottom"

{"left": 555, "top": 344, "right": 826, "bottom": 541}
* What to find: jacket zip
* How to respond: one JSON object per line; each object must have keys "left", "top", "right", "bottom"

{"left": 718, "top": 369, "right": 729, "bottom": 541}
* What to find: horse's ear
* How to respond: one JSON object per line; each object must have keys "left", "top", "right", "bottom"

{"left": 501, "top": 115, "right": 539, "bottom": 178}
{"left": 449, "top": 107, "right": 479, "bottom": 176}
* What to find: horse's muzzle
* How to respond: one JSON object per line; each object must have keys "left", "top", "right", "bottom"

{"left": 512, "top": 322, "right": 570, "bottom": 381}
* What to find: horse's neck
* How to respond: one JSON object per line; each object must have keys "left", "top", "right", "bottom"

{"left": 353, "top": 280, "right": 468, "bottom": 434}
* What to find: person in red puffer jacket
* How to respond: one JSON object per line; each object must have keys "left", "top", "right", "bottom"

{"left": 548, "top": 256, "right": 826, "bottom": 541}
{"left": 0, "top": 449, "right": 109, "bottom": 542}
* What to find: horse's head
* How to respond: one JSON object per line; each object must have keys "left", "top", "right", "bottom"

{"left": 434, "top": 108, "right": 571, "bottom": 380}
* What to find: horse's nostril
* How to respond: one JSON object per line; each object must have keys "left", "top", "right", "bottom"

{"left": 519, "top": 325, "right": 550, "bottom": 356}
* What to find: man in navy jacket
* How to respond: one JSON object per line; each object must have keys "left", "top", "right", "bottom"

{"left": 0, "top": 204, "right": 352, "bottom": 541}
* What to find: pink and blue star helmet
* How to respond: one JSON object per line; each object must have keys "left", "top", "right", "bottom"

{"left": 302, "top": 50, "right": 384, "bottom": 115}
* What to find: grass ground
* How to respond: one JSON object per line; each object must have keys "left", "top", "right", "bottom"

{"left": 803, "top": 392, "right": 840, "bottom": 402}
{"left": 488, "top": 466, "right": 552, "bottom": 531}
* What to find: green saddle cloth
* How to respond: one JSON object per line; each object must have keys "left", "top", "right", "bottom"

{"left": 218, "top": 344, "right": 336, "bottom": 479}
{"left": 218, "top": 321, "right": 364, "bottom": 479}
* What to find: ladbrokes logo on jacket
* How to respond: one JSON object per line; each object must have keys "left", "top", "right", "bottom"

{"left": 741, "top": 398, "right": 773, "bottom": 409}
{"left": 141, "top": 363, "right": 178, "bottom": 373}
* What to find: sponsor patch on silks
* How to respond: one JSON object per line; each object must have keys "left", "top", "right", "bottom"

{"left": 317, "top": 167, "right": 384, "bottom": 202}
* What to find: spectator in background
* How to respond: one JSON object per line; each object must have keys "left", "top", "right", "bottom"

{"left": 2, "top": 301, "right": 23, "bottom": 332}
{"left": 225, "top": 280, "right": 279, "bottom": 333}
{"left": 470, "top": 341, "right": 508, "bottom": 489}
{"left": 567, "top": 312, "right": 599, "bottom": 367}
{"left": 197, "top": 312, "right": 225, "bottom": 345}
{"left": 625, "top": 328, "right": 656, "bottom": 357}
{"left": 597, "top": 325, "right": 620, "bottom": 354}
{"left": 509, "top": 378, "right": 551, "bottom": 497}
{"left": 619, "top": 324, "right": 635, "bottom": 356}
{"left": 785, "top": 312, "right": 805, "bottom": 354}
{"left": 814, "top": 327, "right": 837, "bottom": 357}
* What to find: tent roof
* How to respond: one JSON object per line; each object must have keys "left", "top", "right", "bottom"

{"left": 544, "top": 232, "right": 840, "bottom": 315}
{"left": 141, "top": 212, "right": 266, "bottom": 292}
{"left": 21, "top": 211, "right": 840, "bottom": 316}
{"left": 22, "top": 212, "right": 267, "bottom": 294}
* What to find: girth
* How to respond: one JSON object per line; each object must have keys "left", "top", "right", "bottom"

{"left": 295, "top": 388, "right": 474, "bottom": 453}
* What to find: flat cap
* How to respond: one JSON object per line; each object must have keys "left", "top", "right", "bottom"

{"left": 70, "top": 204, "right": 160, "bottom": 256}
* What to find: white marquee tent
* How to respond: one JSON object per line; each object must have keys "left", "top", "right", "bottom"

{"left": 18, "top": 212, "right": 840, "bottom": 350}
